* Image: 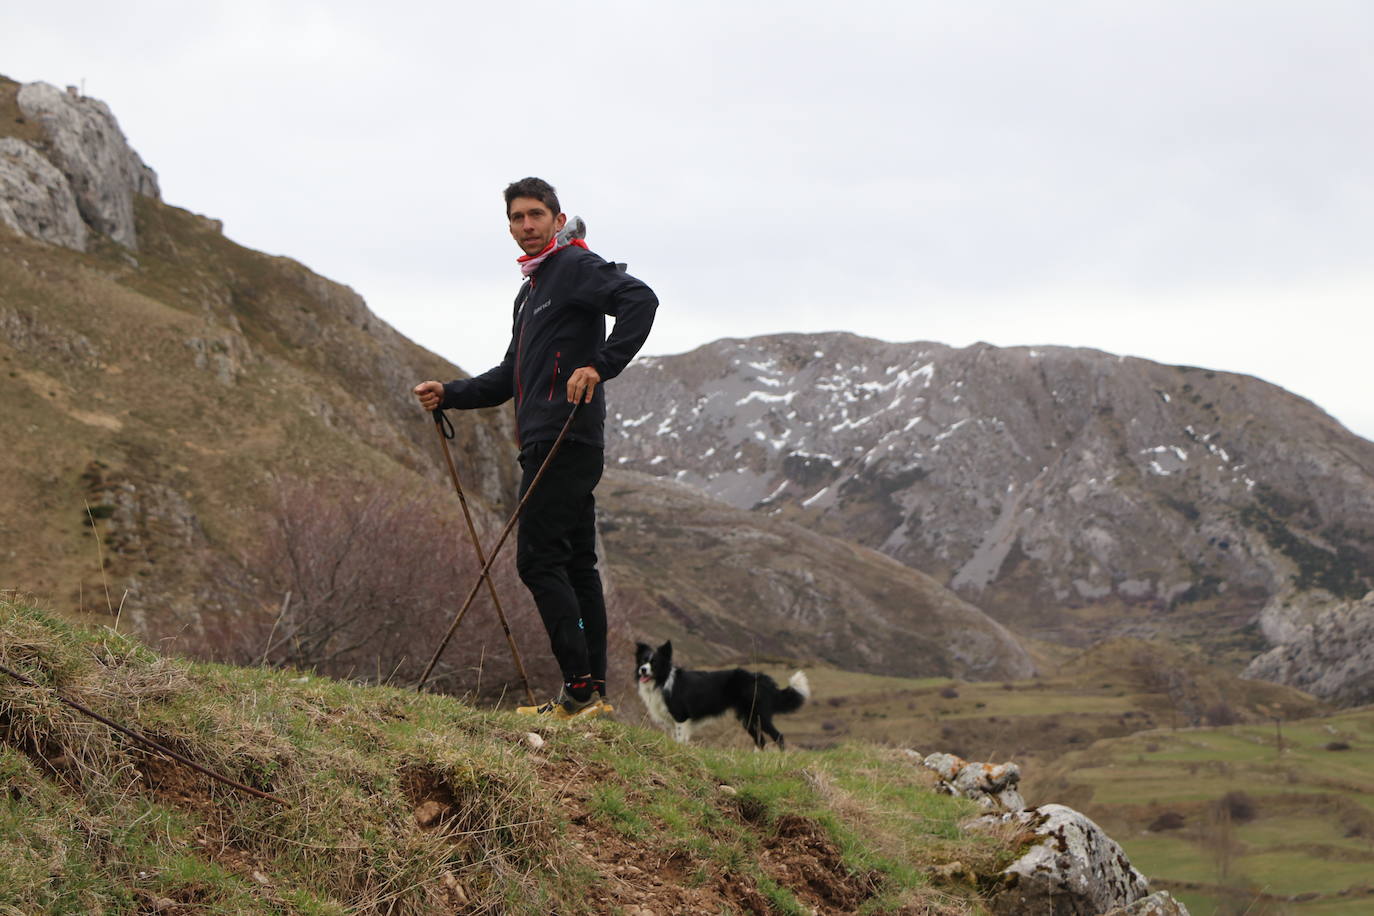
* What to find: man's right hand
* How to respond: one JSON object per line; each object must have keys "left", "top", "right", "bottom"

{"left": 413, "top": 380, "right": 444, "bottom": 411}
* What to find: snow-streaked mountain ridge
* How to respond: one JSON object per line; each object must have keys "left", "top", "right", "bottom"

{"left": 607, "top": 332, "right": 1374, "bottom": 651}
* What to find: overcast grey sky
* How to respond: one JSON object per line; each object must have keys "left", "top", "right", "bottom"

{"left": 5, "top": 1, "right": 1372, "bottom": 439}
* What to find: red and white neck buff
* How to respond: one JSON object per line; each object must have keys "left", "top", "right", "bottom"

{"left": 517, "top": 235, "right": 588, "bottom": 277}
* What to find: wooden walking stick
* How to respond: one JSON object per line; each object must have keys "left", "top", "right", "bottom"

{"left": 430, "top": 409, "right": 536, "bottom": 705}
{"left": 417, "top": 404, "right": 579, "bottom": 693}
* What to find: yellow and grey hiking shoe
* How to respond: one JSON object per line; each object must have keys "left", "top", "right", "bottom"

{"left": 512, "top": 697, "right": 613, "bottom": 719}
{"left": 516, "top": 681, "right": 607, "bottom": 719}
{"left": 515, "top": 697, "right": 563, "bottom": 716}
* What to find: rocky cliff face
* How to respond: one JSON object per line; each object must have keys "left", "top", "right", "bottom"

{"left": 1244, "top": 591, "right": 1374, "bottom": 705}
{"left": 605, "top": 333, "right": 1374, "bottom": 649}
{"left": 3, "top": 79, "right": 159, "bottom": 251}
{"left": 0, "top": 137, "right": 89, "bottom": 250}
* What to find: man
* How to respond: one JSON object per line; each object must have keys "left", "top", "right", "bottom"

{"left": 414, "top": 177, "right": 657, "bottom": 718}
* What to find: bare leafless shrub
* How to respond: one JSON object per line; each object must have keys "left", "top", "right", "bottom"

{"left": 1204, "top": 802, "right": 1236, "bottom": 882}
{"left": 939, "top": 685, "right": 960, "bottom": 700}
{"left": 1148, "top": 811, "right": 1186, "bottom": 831}
{"left": 1205, "top": 702, "right": 1239, "bottom": 726}
{"left": 207, "top": 476, "right": 561, "bottom": 698}
{"left": 1218, "top": 790, "right": 1257, "bottom": 824}
{"left": 1338, "top": 806, "right": 1374, "bottom": 838}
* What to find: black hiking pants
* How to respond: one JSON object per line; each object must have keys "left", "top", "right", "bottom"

{"left": 515, "top": 440, "right": 607, "bottom": 686}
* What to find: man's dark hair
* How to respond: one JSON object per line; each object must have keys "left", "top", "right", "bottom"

{"left": 504, "top": 177, "right": 560, "bottom": 218}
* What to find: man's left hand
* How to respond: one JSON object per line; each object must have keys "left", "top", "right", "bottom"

{"left": 566, "top": 366, "right": 601, "bottom": 404}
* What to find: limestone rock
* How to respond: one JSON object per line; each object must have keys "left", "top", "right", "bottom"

{"left": 0, "top": 305, "right": 101, "bottom": 364}
{"left": 0, "top": 138, "right": 88, "bottom": 250}
{"left": 971, "top": 803, "right": 1150, "bottom": 915}
{"left": 1244, "top": 591, "right": 1374, "bottom": 706}
{"left": 920, "top": 752, "right": 1025, "bottom": 812}
{"left": 1099, "top": 890, "right": 1191, "bottom": 915}
{"left": 17, "top": 82, "right": 160, "bottom": 250}
{"left": 185, "top": 327, "right": 252, "bottom": 385}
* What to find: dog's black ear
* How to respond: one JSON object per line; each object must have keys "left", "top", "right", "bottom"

{"left": 635, "top": 642, "right": 651, "bottom": 655}
{"left": 658, "top": 640, "right": 673, "bottom": 663}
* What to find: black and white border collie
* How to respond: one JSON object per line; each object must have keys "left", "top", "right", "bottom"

{"left": 635, "top": 641, "right": 810, "bottom": 749}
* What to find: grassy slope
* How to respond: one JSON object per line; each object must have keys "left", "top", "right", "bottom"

{"left": 695, "top": 640, "right": 1368, "bottom": 916}
{"left": 1036, "top": 713, "right": 1374, "bottom": 915}
{"left": 0, "top": 158, "right": 514, "bottom": 633}
{"left": 730, "top": 639, "right": 1323, "bottom": 768}
{"left": 1, "top": 596, "right": 1023, "bottom": 916}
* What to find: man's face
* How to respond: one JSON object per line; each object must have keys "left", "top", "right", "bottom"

{"left": 508, "top": 196, "right": 567, "bottom": 256}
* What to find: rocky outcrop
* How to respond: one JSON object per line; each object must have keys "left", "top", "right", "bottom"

{"left": 1099, "top": 892, "right": 1190, "bottom": 916}
{"left": 1243, "top": 591, "right": 1374, "bottom": 706}
{"left": 917, "top": 751, "right": 1026, "bottom": 812}
{"left": 15, "top": 81, "right": 159, "bottom": 250}
{"left": 0, "top": 138, "right": 88, "bottom": 250}
{"left": 971, "top": 803, "right": 1157, "bottom": 915}
{"left": 607, "top": 333, "right": 1374, "bottom": 646}
{"left": 919, "top": 752, "right": 1189, "bottom": 915}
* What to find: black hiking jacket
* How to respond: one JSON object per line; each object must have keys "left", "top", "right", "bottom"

{"left": 441, "top": 244, "right": 658, "bottom": 449}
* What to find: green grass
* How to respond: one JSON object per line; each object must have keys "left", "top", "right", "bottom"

{"left": 1040, "top": 708, "right": 1374, "bottom": 915}
{"left": 1, "top": 596, "right": 1020, "bottom": 915}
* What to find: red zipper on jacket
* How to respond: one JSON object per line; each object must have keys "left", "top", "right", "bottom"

{"left": 548, "top": 351, "right": 561, "bottom": 400}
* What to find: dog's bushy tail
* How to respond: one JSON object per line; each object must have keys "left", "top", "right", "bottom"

{"left": 775, "top": 671, "right": 810, "bottom": 715}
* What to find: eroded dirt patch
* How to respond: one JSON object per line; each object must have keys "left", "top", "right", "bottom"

{"left": 538, "top": 753, "right": 897, "bottom": 916}
{"left": 761, "top": 813, "right": 883, "bottom": 913}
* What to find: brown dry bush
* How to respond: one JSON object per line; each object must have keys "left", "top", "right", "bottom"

{"left": 1148, "top": 811, "right": 1186, "bottom": 831}
{"left": 1218, "top": 789, "right": 1257, "bottom": 824}
{"left": 206, "top": 476, "right": 563, "bottom": 698}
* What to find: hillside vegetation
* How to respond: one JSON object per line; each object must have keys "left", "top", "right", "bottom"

{"left": 2, "top": 70, "right": 555, "bottom": 694}
{"left": 720, "top": 645, "right": 1370, "bottom": 916}
{"left": 1, "top": 595, "right": 1031, "bottom": 915}
{"left": 1039, "top": 707, "right": 1374, "bottom": 915}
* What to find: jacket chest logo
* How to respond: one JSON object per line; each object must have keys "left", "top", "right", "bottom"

{"left": 532, "top": 298, "right": 553, "bottom": 316}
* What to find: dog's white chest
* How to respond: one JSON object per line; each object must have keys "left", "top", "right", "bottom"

{"left": 637, "top": 680, "right": 675, "bottom": 730}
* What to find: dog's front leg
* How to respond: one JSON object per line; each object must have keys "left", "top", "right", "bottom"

{"left": 673, "top": 721, "right": 692, "bottom": 744}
